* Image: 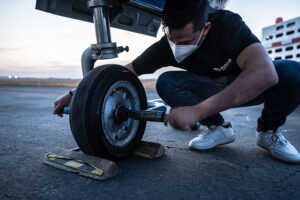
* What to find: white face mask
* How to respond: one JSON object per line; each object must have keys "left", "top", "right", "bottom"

{"left": 168, "top": 28, "right": 205, "bottom": 63}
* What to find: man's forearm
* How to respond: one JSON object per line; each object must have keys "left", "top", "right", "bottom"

{"left": 124, "top": 63, "right": 138, "bottom": 76}
{"left": 194, "top": 67, "right": 278, "bottom": 121}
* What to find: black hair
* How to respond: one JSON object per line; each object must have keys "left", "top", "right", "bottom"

{"left": 162, "top": 0, "right": 209, "bottom": 33}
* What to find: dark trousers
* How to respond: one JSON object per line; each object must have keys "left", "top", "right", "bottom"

{"left": 156, "top": 60, "right": 300, "bottom": 131}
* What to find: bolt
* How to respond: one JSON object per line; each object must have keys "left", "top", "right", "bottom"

{"left": 123, "top": 93, "right": 127, "bottom": 100}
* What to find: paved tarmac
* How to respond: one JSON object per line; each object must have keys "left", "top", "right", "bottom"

{"left": 0, "top": 86, "right": 299, "bottom": 200}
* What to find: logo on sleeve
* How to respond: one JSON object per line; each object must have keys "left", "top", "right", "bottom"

{"left": 213, "top": 58, "right": 232, "bottom": 72}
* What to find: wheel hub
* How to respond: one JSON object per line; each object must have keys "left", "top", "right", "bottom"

{"left": 101, "top": 81, "right": 140, "bottom": 148}
{"left": 113, "top": 105, "right": 130, "bottom": 124}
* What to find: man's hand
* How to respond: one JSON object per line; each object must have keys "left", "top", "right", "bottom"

{"left": 163, "top": 106, "right": 200, "bottom": 130}
{"left": 53, "top": 91, "right": 72, "bottom": 117}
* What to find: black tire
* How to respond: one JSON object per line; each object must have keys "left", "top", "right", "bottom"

{"left": 69, "top": 64, "right": 147, "bottom": 159}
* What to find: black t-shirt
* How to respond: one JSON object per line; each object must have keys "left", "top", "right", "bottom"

{"left": 132, "top": 10, "right": 260, "bottom": 78}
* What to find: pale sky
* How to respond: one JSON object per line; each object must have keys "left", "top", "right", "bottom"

{"left": 0, "top": 0, "right": 299, "bottom": 78}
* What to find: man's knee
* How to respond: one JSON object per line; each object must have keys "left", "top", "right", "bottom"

{"left": 274, "top": 60, "right": 300, "bottom": 86}
{"left": 156, "top": 71, "right": 181, "bottom": 97}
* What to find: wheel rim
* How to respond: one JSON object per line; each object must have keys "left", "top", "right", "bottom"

{"left": 101, "top": 81, "right": 141, "bottom": 148}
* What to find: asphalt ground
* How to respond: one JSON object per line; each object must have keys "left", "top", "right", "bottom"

{"left": 0, "top": 86, "right": 299, "bottom": 200}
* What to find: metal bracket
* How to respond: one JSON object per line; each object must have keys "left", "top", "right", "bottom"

{"left": 88, "top": 0, "right": 129, "bottom": 60}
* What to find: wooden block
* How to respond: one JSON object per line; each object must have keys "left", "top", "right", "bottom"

{"left": 133, "top": 141, "right": 165, "bottom": 159}
{"left": 44, "top": 147, "right": 120, "bottom": 180}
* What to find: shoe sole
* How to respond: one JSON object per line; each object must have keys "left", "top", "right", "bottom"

{"left": 189, "top": 138, "right": 235, "bottom": 151}
{"left": 257, "top": 144, "right": 300, "bottom": 164}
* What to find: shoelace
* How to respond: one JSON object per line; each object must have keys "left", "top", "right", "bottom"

{"left": 271, "top": 130, "right": 288, "bottom": 145}
{"left": 197, "top": 126, "right": 217, "bottom": 137}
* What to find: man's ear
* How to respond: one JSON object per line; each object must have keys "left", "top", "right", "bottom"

{"left": 203, "top": 22, "right": 211, "bottom": 36}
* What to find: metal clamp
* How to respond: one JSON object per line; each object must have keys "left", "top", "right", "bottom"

{"left": 88, "top": 0, "right": 113, "bottom": 8}
{"left": 91, "top": 43, "right": 118, "bottom": 60}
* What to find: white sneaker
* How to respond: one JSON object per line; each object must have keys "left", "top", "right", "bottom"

{"left": 188, "top": 122, "right": 235, "bottom": 150}
{"left": 256, "top": 130, "right": 300, "bottom": 164}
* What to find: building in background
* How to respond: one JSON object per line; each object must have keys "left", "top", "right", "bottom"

{"left": 262, "top": 16, "right": 300, "bottom": 62}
